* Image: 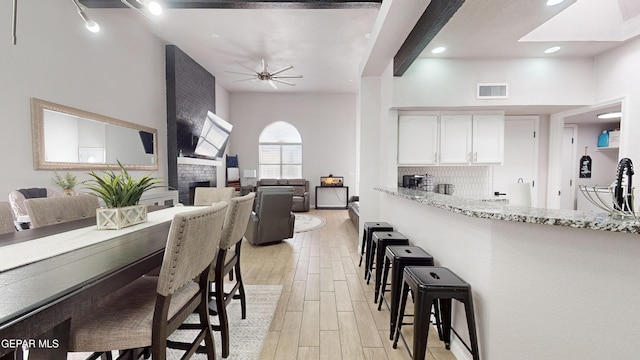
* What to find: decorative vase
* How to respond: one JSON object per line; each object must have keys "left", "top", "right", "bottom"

{"left": 96, "top": 204, "right": 148, "bottom": 230}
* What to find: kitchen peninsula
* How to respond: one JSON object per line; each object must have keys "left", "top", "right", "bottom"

{"left": 375, "top": 187, "right": 640, "bottom": 360}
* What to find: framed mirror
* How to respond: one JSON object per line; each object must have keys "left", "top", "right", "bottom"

{"left": 31, "top": 98, "right": 158, "bottom": 170}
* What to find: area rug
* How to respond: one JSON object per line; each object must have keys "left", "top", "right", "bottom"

{"left": 67, "top": 285, "right": 282, "bottom": 360}
{"left": 167, "top": 285, "right": 282, "bottom": 359}
{"left": 294, "top": 214, "right": 326, "bottom": 233}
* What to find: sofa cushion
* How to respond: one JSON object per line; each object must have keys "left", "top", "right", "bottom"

{"left": 287, "top": 179, "right": 306, "bottom": 186}
{"left": 259, "top": 179, "right": 279, "bottom": 186}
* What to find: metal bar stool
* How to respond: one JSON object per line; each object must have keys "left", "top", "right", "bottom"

{"left": 359, "top": 222, "right": 394, "bottom": 277}
{"left": 393, "top": 266, "right": 480, "bottom": 360}
{"left": 367, "top": 231, "right": 408, "bottom": 302}
{"left": 378, "top": 245, "right": 435, "bottom": 340}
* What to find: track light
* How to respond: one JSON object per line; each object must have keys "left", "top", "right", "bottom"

{"left": 71, "top": 0, "right": 100, "bottom": 33}
{"left": 135, "top": 0, "right": 163, "bottom": 15}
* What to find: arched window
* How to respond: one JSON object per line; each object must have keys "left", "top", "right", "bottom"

{"left": 259, "top": 121, "right": 302, "bottom": 179}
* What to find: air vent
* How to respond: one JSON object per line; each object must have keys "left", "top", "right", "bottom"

{"left": 477, "top": 83, "right": 508, "bottom": 99}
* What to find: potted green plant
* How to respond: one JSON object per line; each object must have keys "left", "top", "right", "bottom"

{"left": 84, "top": 161, "right": 161, "bottom": 230}
{"left": 52, "top": 172, "right": 77, "bottom": 196}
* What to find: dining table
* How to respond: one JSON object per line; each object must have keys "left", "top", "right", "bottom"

{"left": 0, "top": 206, "right": 195, "bottom": 360}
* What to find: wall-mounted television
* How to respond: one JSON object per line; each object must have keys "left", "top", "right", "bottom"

{"left": 194, "top": 111, "right": 233, "bottom": 159}
{"left": 177, "top": 111, "right": 232, "bottom": 160}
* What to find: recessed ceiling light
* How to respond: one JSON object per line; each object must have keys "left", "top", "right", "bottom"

{"left": 211, "top": 33, "right": 220, "bottom": 39}
{"left": 544, "top": 46, "right": 561, "bottom": 54}
{"left": 546, "top": 0, "right": 565, "bottom": 6}
{"left": 597, "top": 112, "right": 622, "bottom": 119}
{"left": 432, "top": 47, "right": 446, "bottom": 54}
{"left": 364, "top": 33, "right": 371, "bottom": 39}
{"left": 347, "top": 79, "right": 354, "bottom": 83}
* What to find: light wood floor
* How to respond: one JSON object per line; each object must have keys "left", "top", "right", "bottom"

{"left": 240, "top": 209, "right": 457, "bottom": 360}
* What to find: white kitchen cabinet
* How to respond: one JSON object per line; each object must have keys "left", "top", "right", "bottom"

{"left": 439, "top": 113, "right": 504, "bottom": 165}
{"left": 472, "top": 114, "right": 504, "bottom": 164}
{"left": 439, "top": 114, "right": 473, "bottom": 164}
{"left": 398, "top": 114, "right": 439, "bottom": 165}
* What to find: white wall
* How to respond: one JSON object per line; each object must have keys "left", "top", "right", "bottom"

{"left": 0, "top": 0, "right": 167, "bottom": 198}
{"left": 393, "top": 58, "right": 594, "bottom": 108}
{"left": 574, "top": 124, "right": 619, "bottom": 187}
{"left": 594, "top": 36, "right": 640, "bottom": 166}
{"left": 228, "top": 92, "right": 357, "bottom": 205}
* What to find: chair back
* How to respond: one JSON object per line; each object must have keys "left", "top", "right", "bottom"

{"left": 0, "top": 202, "right": 15, "bottom": 235}
{"left": 193, "top": 187, "right": 235, "bottom": 206}
{"left": 157, "top": 202, "right": 228, "bottom": 297}
{"left": 8, "top": 188, "right": 59, "bottom": 219}
{"left": 255, "top": 186, "right": 294, "bottom": 220}
{"left": 220, "top": 193, "right": 255, "bottom": 250}
{"left": 24, "top": 195, "right": 99, "bottom": 228}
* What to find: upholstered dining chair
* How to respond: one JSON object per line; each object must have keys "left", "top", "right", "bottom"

{"left": 210, "top": 192, "right": 255, "bottom": 358}
{"left": 8, "top": 187, "right": 59, "bottom": 228}
{"left": 0, "top": 201, "right": 16, "bottom": 235}
{"left": 194, "top": 187, "right": 235, "bottom": 206}
{"left": 24, "top": 195, "right": 100, "bottom": 228}
{"left": 68, "top": 203, "right": 228, "bottom": 360}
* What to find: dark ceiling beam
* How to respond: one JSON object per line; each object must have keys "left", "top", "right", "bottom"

{"left": 79, "top": 0, "right": 382, "bottom": 9}
{"left": 393, "top": 0, "right": 465, "bottom": 76}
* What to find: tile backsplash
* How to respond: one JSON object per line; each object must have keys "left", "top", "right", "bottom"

{"left": 398, "top": 166, "right": 491, "bottom": 198}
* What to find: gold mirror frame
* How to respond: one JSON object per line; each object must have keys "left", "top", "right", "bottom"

{"left": 31, "top": 98, "right": 158, "bottom": 171}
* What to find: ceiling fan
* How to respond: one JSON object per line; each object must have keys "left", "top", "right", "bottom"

{"left": 227, "top": 59, "right": 303, "bottom": 89}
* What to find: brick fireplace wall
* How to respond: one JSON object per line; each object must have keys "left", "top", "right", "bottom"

{"left": 165, "top": 45, "right": 217, "bottom": 204}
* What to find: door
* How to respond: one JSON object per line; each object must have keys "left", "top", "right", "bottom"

{"left": 492, "top": 116, "right": 538, "bottom": 206}
{"left": 561, "top": 125, "right": 578, "bottom": 210}
{"left": 398, "top": 115, "right": 439, "bottom": 165}
{"left": 439, "top": 114, "right": 472, "bottom": 164}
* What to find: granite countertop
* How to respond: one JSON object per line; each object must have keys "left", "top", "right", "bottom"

{"left": 375, "top": 187, "right": 640, "bottom": 234}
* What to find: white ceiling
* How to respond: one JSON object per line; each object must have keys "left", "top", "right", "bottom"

{"left": 116, "top": 7, "right": 379, "bottom": 93}
{"left": 96, "top": 0, "right": 640, "bottom": 93}
{"left": 419, "top": 0, "right": 640, "bottom": 59}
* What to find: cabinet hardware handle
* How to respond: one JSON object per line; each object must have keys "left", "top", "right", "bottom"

{"left": 474, "top": 152, "right": 478, "bottom": 162}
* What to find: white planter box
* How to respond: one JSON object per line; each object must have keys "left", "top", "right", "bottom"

{"left": 96, "top": 204, "right": 148, "bottom": 230}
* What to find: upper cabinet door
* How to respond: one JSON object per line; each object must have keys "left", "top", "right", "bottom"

{"left": 398, "top": 115, "right": 439, "bottom": 165}
{"left": 439, "top": 114, "right": 472, "bottom": 164}
{"left": 472, "top": 114, "right": 504, "bottom": 164}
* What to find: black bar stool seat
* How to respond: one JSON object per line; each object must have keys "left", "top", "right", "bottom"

{"left": 378, "top": 245, "right": 434, "bottom": 340}
{"left": 394, "top": 266, "right": 480, "bottom": 360}
{"left": 367, "top": 231, "right": 409, "bottom": 302}
{"left": 359, "top": 222, "right": 394, "bottom": 278}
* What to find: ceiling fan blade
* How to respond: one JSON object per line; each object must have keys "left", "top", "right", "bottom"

{"left": 226, "top": 70, "right": 258, "bottom": 76}
{"left": 272, "top": 78, "right": 296, "bottom": 86}
{"left": 237, "top": 62, "right": 259, "bottom": 75}
{"left": 272, "top": 75, "right": 303, "bottom": 79}
{"left": 232, "top": 78, "right": 257, "bottom": 83}
{"left": 268, "top": 79, "right": 278, "bottom": 89}
{"left": 270, "top": 65, "right": 293, "bottom": 76}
